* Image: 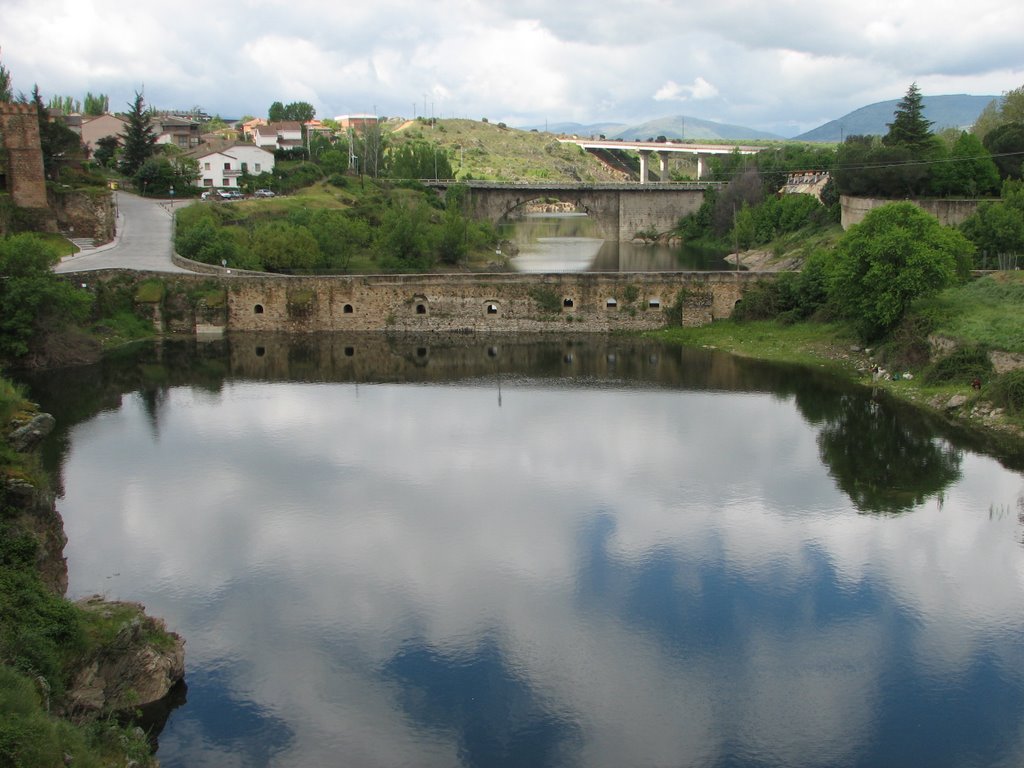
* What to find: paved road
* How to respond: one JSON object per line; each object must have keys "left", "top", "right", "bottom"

{"left": 54, "top": 191, "right": 194, "bottom": 274}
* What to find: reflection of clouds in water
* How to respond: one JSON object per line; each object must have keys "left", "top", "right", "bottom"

{"left": 510, "top": 237, "right": 604, "bottom": 272}
{"left": 57, "top": 381, "right": 1024, "bottom": 766}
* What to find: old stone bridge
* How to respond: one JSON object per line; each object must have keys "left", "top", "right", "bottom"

{"left": 425, "top": 181, "right": 722, "bottom": 241}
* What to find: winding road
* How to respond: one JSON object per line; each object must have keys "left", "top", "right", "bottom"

{"left": 54, "top": 191, "right": 194, "bottom": 274}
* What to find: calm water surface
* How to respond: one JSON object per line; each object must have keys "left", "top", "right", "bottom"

{"left": 500, "top": 213, "right": 733, "bottom": 272}
{"left": 26, "top": 335, "right": 1024, "bottom": 768}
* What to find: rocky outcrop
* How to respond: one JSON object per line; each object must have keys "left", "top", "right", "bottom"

{"left": 4, "top": 408, "right": 186, "bottom": 716}
{"left": 8, "top": 412, "right": 55, "bottom": 451}
{"left": 67, "top": 598, "right": 186, "bottom": 713}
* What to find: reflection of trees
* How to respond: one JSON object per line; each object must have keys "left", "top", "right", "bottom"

{"left": 814, "top": 393, "right": 962, "bottom": 514}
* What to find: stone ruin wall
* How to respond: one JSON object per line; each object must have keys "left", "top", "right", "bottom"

{"left": 223, "top": 272, "right": 752, "bottom": 334}
{"left": 68, "top": 269, "right": 760, "bottom": 335}
{"left": 0, "top": 101, "right": 49, "bottom": 209}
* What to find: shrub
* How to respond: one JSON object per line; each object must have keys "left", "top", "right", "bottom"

{"left": 922, "top": 345, "right": 993, "bottom": 385}
{"left": 984, "top": 370, "right": 1024, "bottom": 414}
{"left": 528, "top": 286, "right": 562, "bottom": 314}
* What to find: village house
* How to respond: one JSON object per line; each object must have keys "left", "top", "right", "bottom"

{"left": 153, "top": 114, "right": 202, "bottom": 149}
{"left": 186, "top": 140, "right": 275, "bottom": 190}
{"left": 78, "top": 113, "right": 129, "bottom": 154}
{"left": 251, "top": 121, "right": 303, "bottom": 151}
{"left": 334, "top": 114, "right": 380, "bottom": 133}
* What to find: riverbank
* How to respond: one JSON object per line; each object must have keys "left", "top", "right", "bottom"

{"left": 0, "top": 387, "right": 184, "bottom": 767}
{"left": 648, "top": 319, "right": 1024, "bottom": 451}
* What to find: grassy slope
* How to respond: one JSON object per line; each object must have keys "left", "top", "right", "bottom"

{"left": 387, "top": 118, "right": 628, "bottom": 182}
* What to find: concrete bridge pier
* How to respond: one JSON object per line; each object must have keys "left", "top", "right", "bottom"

{"left": 659, "top": 154, "right": 670, "bottom": 181}
{"left": 639, "top": 150, "right": 651, "bottom": 184}
{"left": 696, "top": 154, "right": 711, "bottom": 180}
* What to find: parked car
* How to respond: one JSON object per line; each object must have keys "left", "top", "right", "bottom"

{"left": 254, "top": 188, "right": 276, "bottom": 198}
{"left": 219, "top": 189, "right": 244, "bottom": 200}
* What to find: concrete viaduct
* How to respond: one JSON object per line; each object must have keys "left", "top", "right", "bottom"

{"left": 557, "top": 138, "right": 763, "bottom": 183}
{"left": 426, "top": 180, "right": 723, "bottom": 242}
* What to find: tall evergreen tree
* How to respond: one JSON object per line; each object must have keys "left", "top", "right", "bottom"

{"left": 120, "top": 91, "right": 157, "bottom": 178}
{"left": 884, "top": 82, "right": 933, "bottom": 150}
{"left": 32, "top": 85, "right": 82, "bottom": 180}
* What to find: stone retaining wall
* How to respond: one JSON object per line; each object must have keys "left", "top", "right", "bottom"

{"left": 841, "top": 195, "right": 985, "bottom": 229}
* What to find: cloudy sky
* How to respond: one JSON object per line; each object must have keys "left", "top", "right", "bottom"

{"left": 3, "top": 0, "right": 1023, "bottom": 136}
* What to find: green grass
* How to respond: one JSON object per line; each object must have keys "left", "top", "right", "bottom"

{"left": 918, "top": 272, "right": 1024, "bottom": 353}
{"left": 650, "top": 319, "right": 861, "bottom": 370}
{"left": 134, "top": 279, "right": 165, "bottom": 304}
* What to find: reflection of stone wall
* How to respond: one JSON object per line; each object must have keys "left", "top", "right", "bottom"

{"left": 222, "top": 332, "right": 758, "bottom": 393}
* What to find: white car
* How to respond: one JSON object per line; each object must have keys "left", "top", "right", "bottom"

{"left": 254, "top": 188, "right": 276, "bottom": 198}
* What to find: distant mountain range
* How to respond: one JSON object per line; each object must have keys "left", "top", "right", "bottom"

{"left": 793, "top": 94, "right": 998, "bottom": 142}
{"left": 524, "top": 93, "right": 1000, "bottom": 144}
{"left": 529, "top": 117, "right": 782, "bottom": 142}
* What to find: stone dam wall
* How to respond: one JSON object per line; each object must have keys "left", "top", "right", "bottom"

{"left": 75, "top": 269, "right": 771, "bottom": 334}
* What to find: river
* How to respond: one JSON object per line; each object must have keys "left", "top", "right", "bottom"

{"left": 499, "top": 212, "right": 733, "bottom": 272}
{"left": 23, "top": 334, "right": 1024, "bottom": 768}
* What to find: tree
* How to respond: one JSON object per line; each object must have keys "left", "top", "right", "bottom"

{"left": 983, "top": 122, "right": 1024, "bottom": 179}
{"left": 1002, "top": 85, "right": 1024, "bottom": 125}
{"left": 268, "top": 101, "right": 314, "bottom": 124}
{"left": 829, "top": 202, "right": 974, "bottom": 341}
{"left": 83, "top": 92, "right": 109, "bottom": 116}
{"left": 959, "top": 180, "right": 1024, "bottom": 267}
{"left": 386, "top": 141, "right": 453, "bottom": 180}
{"left": 251, "top": 222, "right": 320, "bottom": 272}
{"left": 929, "top": 132, "right": 1000, "bottom": 196}
{"left": 47, "top": 95, "right": 80, "bottom": 114}
{"left": 0, "top": 234, "right": 92, "bottom": 361}
{"left": 120, "top": 91, "right": 157, "bottom": 178}
{"left": 959, "top": 202, "right": 1024, "bottom": 268}
{"left": 0, "top": 47, "right": 12, "bottom": 102}
{"left": 93, "top": 135, "right": 120, "bottom": 167}
{"left": 972, "top": 98, "right": 1002, "bottom": 141}
{"left": 283, "top": 101, "right": 315, "bottom": 123}
{"left": 884, "top": 83, "right": 933, "bottom": 151}
{"left": 32, "top": 85, "right": 83, "bottom": 180}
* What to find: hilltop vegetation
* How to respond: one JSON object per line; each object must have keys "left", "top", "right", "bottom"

{"left": 387, "top": 118, "right": 626, "bottom": 182}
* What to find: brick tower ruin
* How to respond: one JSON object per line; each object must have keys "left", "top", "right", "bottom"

{"left": 1, "top": 101, "right": 54, "bottom": 229}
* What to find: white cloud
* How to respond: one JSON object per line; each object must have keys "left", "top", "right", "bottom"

{"left": 654, "top": 77, "right": 719, "bottom": 102}
{"left": 2, "top": 1, "right": 1023, "bottom": 140}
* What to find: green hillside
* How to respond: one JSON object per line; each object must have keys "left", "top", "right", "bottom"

{"left": 386, "top": 118, "right": 628, "bottom": 182}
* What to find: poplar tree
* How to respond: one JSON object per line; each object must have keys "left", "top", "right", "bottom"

{"left": 120, "top": 91, "right": 157, "bottom": 178}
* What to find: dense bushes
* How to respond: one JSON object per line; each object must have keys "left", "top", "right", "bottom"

{"left": 174, "top": 181, "right": 496, "bottom": 274}
{"left": 0, "top": 235, "right": 92, "bottom": 362}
